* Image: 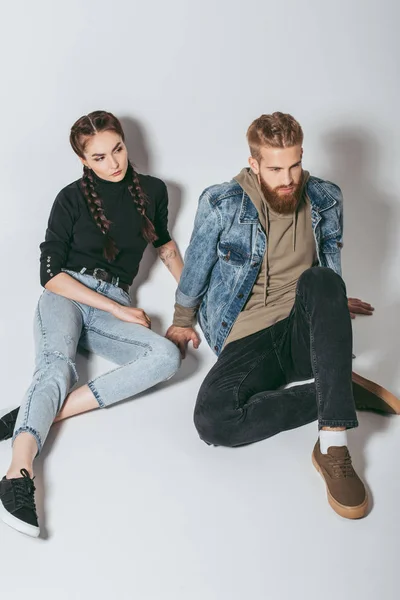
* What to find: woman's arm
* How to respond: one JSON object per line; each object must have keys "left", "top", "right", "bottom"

{"left": 157, "top": 240, "right": 183, "bottom": 283}
{"left": 46, "top": 273, "right": 119, "bottom": 312}
{"left": 45, "top": 273, "right": 150, "bottom": 327}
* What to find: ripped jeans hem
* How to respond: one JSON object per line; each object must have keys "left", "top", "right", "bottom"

{"left": 88, "top": 381, "right": 106, "bottom": 408}
{"left": 12, "top": 426, "right": 42, "bottom": 456}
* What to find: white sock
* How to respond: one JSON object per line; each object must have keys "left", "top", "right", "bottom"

{"left": 319, "top": 429, "right": 348, "bottom": 454}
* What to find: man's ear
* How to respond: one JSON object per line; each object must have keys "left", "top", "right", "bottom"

{"left": 248, "top": 156, "right": 260, "bottom": 175}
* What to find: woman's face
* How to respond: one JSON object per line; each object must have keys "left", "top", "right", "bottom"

{"left": 81, "top": 130, "right": 128, "bottom": 182}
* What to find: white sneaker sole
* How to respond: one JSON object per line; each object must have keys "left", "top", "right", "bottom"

{"left": 0, "top": 500, "right": 40, "bottom": 537}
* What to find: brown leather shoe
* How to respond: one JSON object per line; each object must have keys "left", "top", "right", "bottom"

{"left": 312, "top": 440, "right": 368, "bottom": 519}
{"left": 352, "top": 371, "right": 400, "bottom": 414}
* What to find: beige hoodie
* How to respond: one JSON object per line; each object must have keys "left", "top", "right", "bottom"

{"left": 225, "top": 168, "right": 317, "bottom": 346}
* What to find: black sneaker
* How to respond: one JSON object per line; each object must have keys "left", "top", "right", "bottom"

{"left": 0, "top": 408, "right": 19, "bottom": 441}
{"left": 0, "top": 469, "right": 40, "bottom": 537}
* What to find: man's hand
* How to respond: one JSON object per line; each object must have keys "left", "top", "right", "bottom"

{"left": 166, "top": 325, "right": 200, "bottom": 358}
{"left": 348, "top": 298, "right": 375, "bottom": 319}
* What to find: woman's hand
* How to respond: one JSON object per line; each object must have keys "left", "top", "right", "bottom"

{"left": 111, "top": 304, "right": 151, "bottom": 328}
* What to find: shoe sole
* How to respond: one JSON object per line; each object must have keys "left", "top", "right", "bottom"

{"left": 352, "top": 371, "right": 400, "bottom": 414}
{"left": 312, "top": 451, "right": 369, "bottom": 519}
{"left": 0, "top": 501, "right": 40, "bottom": 538}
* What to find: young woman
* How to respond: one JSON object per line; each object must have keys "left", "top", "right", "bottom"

{"left": 0, "top": 110, "right": 185, "bottom": 537}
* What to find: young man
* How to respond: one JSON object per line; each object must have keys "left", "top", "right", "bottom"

{"left": 166, "top": 112, "right": 400, "bottom": 519}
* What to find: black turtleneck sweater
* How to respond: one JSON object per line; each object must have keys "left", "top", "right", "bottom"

{"left": 39, "top": 170, "right": 171, "bottom": 287}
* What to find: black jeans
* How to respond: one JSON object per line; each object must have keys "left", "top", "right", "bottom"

{"left": 194, "top": 267, "right": 358, "bottom": 447}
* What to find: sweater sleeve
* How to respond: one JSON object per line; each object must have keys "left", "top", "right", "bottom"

{"left": 39, "top": 189, "right": 79, "bottom": 287}
{"left": 152, "top": 180, "right": 172, "bottom": 248}
{"left": 172, "top": 303, "right": 198, "bottom": 327}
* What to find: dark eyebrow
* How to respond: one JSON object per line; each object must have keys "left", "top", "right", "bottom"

{"left": 267, "top": 160, "right": 302, "bottom": 170}
{"left": 91, "top": 142, "right": 122, "bottom": 158}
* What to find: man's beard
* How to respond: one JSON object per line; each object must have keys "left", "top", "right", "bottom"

{"left": 259, "top": 176, "right": 302, "bottom": 215}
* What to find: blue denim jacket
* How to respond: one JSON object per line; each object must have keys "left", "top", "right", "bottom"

{"left": 176, "top": 175, "right": 344, "bottom": 355}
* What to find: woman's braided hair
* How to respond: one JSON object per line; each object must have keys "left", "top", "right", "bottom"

{"left": 70, "top": 110, "right": 157, "bottom": 261}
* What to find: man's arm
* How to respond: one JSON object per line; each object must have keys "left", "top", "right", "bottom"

{"left": 166, "top": 188, "right": 222, "bottom": 356}
{"left": 175, "top": 188, "right": 221, "bottom": 309}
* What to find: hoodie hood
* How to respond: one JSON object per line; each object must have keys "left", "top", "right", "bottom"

{"left": 234, "top": 168, "right": 310, "bottom": 304}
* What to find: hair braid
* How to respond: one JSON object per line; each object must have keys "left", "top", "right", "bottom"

{"left": 127, "top": 162, "right": 158, "bottom": 244}
{"left": 81, "top": 166, "right": 119, "bottom": 261}
{"left": 70, "top": 111, "right": 158, "bottom": 254}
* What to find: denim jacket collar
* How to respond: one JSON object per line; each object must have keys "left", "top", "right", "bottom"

{"left": 238, "top": 177, "right": 338, "bottom": 226}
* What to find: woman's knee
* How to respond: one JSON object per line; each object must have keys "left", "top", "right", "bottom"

{"left": 151, "top": 336, "right": 181, "bottom": 380}
{"left": 37, "top": 352, "right": 78, "bottom": 390}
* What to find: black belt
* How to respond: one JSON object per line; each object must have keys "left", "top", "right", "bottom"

{"left": 71, "top": 268, "right": 130, "bottom": 293}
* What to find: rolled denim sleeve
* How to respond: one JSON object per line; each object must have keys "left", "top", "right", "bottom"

{"left": 338, "top": 187, "right": 344, "bottom": 245}
{"left": 175, "top": 189, "right": 221, "bottom": 308}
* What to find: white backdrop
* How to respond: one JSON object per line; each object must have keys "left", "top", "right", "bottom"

{"left": 1, "top": 0, "right": 399, "bottom": 388}
{"left": 0, "top": 1, "right": 399, "bottom": 599}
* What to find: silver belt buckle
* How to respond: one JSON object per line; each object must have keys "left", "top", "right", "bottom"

{"left": 93, "top": 268, "right": 108, "bottom": 281}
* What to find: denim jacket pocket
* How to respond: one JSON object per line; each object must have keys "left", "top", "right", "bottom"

{"left": 321, "top": 237, "right": 343, "bottom": 254}
{"left": 217, "top": 242, "right": 249, "bottom": 266}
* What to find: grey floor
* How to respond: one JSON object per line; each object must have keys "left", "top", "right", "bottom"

{"left": 0, "top": 312, "right": 399, "bottom": 600}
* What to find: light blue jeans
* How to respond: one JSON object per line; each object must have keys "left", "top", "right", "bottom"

{"left": 13, "top": 271, "right": 181, "bottom": 453}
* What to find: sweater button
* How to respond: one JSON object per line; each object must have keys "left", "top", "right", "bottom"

{"left": 222, "top": 322, "right": 227, "bottom": 327}
{"left": 214, "top": 346, "right": 219, "bottom": 352}
{"left": 237, "top": 293, "right": 244, "bottom": 299}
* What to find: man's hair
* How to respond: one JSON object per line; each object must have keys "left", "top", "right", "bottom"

{"left": 247, "top": 112, "right": 303, "bottom": 160}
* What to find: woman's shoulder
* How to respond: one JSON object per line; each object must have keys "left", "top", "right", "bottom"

{"left": 137, "top": 173, "right": 167, "bottom": 197}
{"left": 52, "top": 178, "right": 85, "bottom": 206}
{"left": 57, "top": 178, "right": 83, "bottom": 197}
{"left": 49, "top": 179, "right": 84, "bottom": 219}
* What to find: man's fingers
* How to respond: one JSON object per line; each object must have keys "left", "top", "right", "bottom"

{"left": 348, "top": 299, "right": 374, "bottom": 309}
{"left": 349, "top": 305, "right": 374, "bottom": 315}
{"left": 191, "top": 334, "right": 200, "bottom": 349}
{"left": 355, "top": 308, "right": 374, "bottom": 315}
{"left": 349, "top": 309, "right": 373, "bottom": 318}
{"left": 356, "top": 302, "right": 373, "bottom": 309}
{"left": 178, "top": 340, "right": 187, "bottom": 359}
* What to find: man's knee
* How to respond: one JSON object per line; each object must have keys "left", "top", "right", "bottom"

{"left": 194, "top": 386, "right": 239, "bottom": 448}
{"left": 298, "top": 266, "right": 345, "bottom": 295}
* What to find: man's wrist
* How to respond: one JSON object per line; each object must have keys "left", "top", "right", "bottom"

{"left": 172, "top": 320, "right": 194, "bottom": 328}
{"left": 172, "top": 302, "right": 197, "bottom": 328}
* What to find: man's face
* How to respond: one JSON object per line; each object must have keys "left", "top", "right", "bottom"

{"left": 249, "top": 144, "right": 303, "bottom": 214}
